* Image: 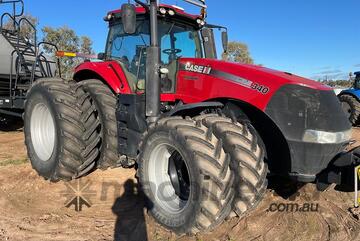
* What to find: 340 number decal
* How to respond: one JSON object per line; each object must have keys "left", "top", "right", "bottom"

{"left": 251, "top": 83, "right": 270, "bottom": 94}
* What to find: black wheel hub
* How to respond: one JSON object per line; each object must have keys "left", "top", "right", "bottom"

{"left": 168, "top": 152, "right": 190, "bottom": 201}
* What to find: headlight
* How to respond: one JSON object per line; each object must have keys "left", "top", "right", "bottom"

{"left": 303, "top": 129, "right": 352, "bottom": 144}
{"left": 160, "top": 8, "right": 167, "bottom": 15}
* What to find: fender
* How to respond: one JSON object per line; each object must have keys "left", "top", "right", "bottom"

{"left": 164, "top": 101, "right": 223, "bottom": 117}
{"left": 74, "top": 61, "right": 133, "bottom": 94}
{"left": 339, "top": 89, "right": 360, "bottom": 102}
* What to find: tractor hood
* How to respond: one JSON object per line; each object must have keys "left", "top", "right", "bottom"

{"left": 175, "top": 58, "right": 350, "bottom": 181}
{"left": 176, "top": 58, "right": 333, "bottom": 111}
{"left": 179, "top": 58, "right": 331, "bottom": 91}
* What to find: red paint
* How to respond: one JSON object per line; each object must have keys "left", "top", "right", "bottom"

{"left": 168, "top": 58, "right": 331, "bottom": 111}
{"left": 74, "top": 61, "right": 132, "bottom": 94}
{"left": 109, "top": 6, "right": 146, "bottom": 15}
{"left": 75, "top": 58, "right": 331, "bottom": 112}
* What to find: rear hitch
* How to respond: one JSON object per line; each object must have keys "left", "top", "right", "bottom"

{"left": 316, "top": 146, "right": 360, "bottom": 194}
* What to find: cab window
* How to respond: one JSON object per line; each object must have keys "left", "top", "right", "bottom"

{"left": 107, "top": 19, "right": 150, "bottom": 82}
{"left": 159, "top": 20, "right": 202, "bottom": 65}
{"left": 106, "top": 18, "right": 202, "bottom": 92}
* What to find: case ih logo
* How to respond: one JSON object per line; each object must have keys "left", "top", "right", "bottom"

{"left": 181, "top": 63, "right": 270, "bottom": 94}
{"left": 184, "top": 63, "right": 212, "bottom": 74}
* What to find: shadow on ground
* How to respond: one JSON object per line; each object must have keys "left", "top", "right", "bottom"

{"left": 0, "top": 116, "right": 23, "bottom": 132}
{"left": 112, "top": 179, "right": 148, "bottom": 241}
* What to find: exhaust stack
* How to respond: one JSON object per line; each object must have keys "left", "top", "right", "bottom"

{"left": 145, "top": 0, "right": 161, "bottom": 122}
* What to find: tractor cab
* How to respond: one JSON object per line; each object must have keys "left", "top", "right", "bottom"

{"left": 103, "top": 2, "right": 223, "bottom": 93}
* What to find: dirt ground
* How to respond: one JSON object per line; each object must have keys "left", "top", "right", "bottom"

{"left": 1, "top": 127, "right": 360, "bottom": 241}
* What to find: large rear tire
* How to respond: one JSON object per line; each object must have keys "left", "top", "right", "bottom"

{"left": 138, "top": 116, "right": 235, "bottom": 234}
{"left": 24, "top": 79, "right": 100, "bottom": 182}
{"left": 195, "top": 114, "right": 268, "bottom": 217}
{"left": 339, "top": 94, "right": 360, "bottom": 126}
{"left": 80, "top": 79, "right": 118, "bottom": 169}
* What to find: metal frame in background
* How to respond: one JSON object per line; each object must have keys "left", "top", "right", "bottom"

{"left": 0, "top": 0, "right": 24, "bottom": 31}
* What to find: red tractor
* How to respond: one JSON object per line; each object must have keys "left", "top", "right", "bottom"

{"left": 2, "top": 0, "right": 359, "bottom": 234}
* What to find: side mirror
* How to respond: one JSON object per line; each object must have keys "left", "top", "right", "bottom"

{"left": 121, "top": 4, "right": 137, "bottom": 34}
{"left": 222, "top": 31, "right": 228, "bottom": 53}
{"left": 97, "top": 52, "right": 105, "bottom": 60}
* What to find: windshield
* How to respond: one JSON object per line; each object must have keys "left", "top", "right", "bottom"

{"left": 106, "top": 18, "right": 202, "bottom": 66}
{"left": 159, "top": 19, "right": 203, "bottom": 64}
{"left": 106, "top": 17, "right": 203, "bottom": 91}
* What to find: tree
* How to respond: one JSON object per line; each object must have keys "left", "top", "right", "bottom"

{"left": 42, "top": 26, "right": 94, "bottom": 79}
{"left": 222, "top": 41, "right": 254, "bottom": 64}
{"left": 80, "top": 36, "right": 93, "bottom": 55}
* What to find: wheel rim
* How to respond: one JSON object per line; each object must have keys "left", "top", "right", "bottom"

{"left": 341, "top": 101, "right": 352, "bottom": 118}
{"left": 30, "top": 103, "right": 56, "bottom": 162}
{"left": 148, "top": 143, "right": 190, "bottom": 214}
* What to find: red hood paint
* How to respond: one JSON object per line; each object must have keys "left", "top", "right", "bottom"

{"left": 181, "top": 58, "right": 330, "bottom": 91}
{"left": 172, "top": 58, "right": 332, "bottom": 111}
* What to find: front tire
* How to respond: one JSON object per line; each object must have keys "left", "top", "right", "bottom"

{"left": 195, "top": 114, "right": 268, "bottom": 217}
{"left": 24, "top": 79, "right": 100, "bottom": 182}
{"left": 138, "top": 116, "right": 235, "bottom": 234}
{"left": 339, "top": 94, "right": 360, "bottom": 125}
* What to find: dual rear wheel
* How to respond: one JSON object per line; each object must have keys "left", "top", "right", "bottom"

{"left": 138, "top": 115, "right": 268, "bottom": 233}
{"left": 24, "top": 78, "right": 268, "bottom": 233}
{"left": 24, "top": 79, "right": 100, "bottom": 181}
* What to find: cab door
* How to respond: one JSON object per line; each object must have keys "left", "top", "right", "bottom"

{"left": 106, "top": 19, "right": 150, "bottom": 91}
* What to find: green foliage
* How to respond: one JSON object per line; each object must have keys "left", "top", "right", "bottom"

{"left": 42, "top": 26, "right": 94, "bottom": 79}
{"left": 222, "top": 41, "right": 254, "bottom": 64}
{"left": 80, "top": 36, "right": 93, "bottom": 55}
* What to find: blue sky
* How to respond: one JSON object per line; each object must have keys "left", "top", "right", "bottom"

{"left": 5, "top": 0, "right": 359, "bottom": 80}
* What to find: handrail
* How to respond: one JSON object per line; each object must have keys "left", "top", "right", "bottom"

{"left": 0, "top": 12, "right": 19, "bottom": 30}
{"left": 1, "top": 0, "right": 61, "bottom": 87}
{"left": 0, "top": 0, "right": 24, "bottom": 31}
{"left": 37, "top": 41, "right": 61, "bottom": 78}
{"left": 17, "top": 17, "right": 37, "bottom": 54}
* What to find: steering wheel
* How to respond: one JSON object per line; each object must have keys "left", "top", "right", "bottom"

{"left": 162, "top": 48, "right": 182, "bottom": 55}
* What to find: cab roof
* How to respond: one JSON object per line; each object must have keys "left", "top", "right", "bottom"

{"left": 108, "top": 4, "right": 201, "bottom": 21}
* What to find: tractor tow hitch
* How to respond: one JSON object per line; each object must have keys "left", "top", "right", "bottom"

{"left": 316, "top": 146, "right": 360, "bottom": 203}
